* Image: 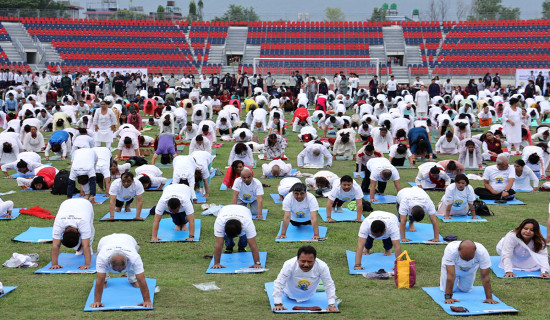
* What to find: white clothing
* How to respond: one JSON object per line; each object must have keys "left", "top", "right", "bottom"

{"left": 96, "top": 233, "right": 144, "bottom": 275}
{"left": 213, "top": 205, "right": 256, "bottom": 238}
{"left": 367, "top": 157, "right": 400, "bottom": 182}
{"left": 497, "top": 231, "right": 549, "bottom": 273}
{"left": 232, "top": 177, "right": 264, "bottom": 203}
{"left": 415, "top": 162, "right": 451, "bottom": 188}
{"left": 52, "top": 199, "right": 95, "bottom": 248}
{"left": 396, "top": 187, "right": 436, "bottom": 216}
{"left": 482, "top": 165, "right": 515, "bottom": 193}
{"left": 438, "top": 183, "right": 476, "bottom": 216}
{"left": 154, "top": 184, "right": 195, "bottom": 215}
{"left": 262, "top": 159, "right": 292, "bottom": 177}
{"left": 358, "top": 211, "right": 399, "bottom": 240}
{"left": 297, "top": 144, "right": 332, "bottom": 167}
{"left": 282, "top": 192, "right": 319, "bottom": 222}
{"left": 439, "top": 241, "right": 491, "bottom": 292}
{"left": 109, "top": 178, "right": 144, "bottom": 202}
{"left": 327, "top": 178, "right": 363, "bottom": 202}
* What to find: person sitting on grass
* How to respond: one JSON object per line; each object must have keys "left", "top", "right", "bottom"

{"left": 211, "top": 205, "right": 262, "bottom": 265}
{"left": 232, "top": 168, "right": 264, "bottom": 219}
{"left": 440, "top": 240, "right": 498, "bottom": 305}
{"left": 474, "top": 155, "right": 516, "bottom": 200}
{"left": 107, "top": 172, "right": 144, "bottom": 220}
{"left": 496, "top": 218, "right": 550, "bottom": 278}
{"left": 458, "top": 139, "right": 483, "bottom": 169}
{"left": 437, "top": 174, "right": 477, "bottom": 220}
{"left": 353, "top": 211, "right": 402, "bottom": 270}
{"left": 50, "top": 199, "right": 94, "bottom": 270}
{"left": 272, "top": 246, "right": 338, "bottom": 312}
{"left": 277, "top": 183, "right": 320, "bottom": 240}
{"left": 325, "top": 175, "right": 364, "bottom": 222}
{"left": 396, "top": 186, "right": 440, "bottom": 243}
{"left": 150, "top": 184, "right": 195, "bottom": 242}
{"left": 90, "top": 233, "right": 152, "bottom": 309}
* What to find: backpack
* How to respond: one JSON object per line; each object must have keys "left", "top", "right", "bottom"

{"left": 51, "top": 169, "right": 76, "bottom": 195}
{"left": 472, "top": 199, "right": 494, "bottom": 216}
{"left": 126, "top": 156, "right": 148, "bottom": 167}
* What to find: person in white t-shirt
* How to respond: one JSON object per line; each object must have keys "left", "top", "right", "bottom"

{"left": 151, "top": 184, "right": 195, "bottom": 241}
{"left": 415, "top": 162, "right": 451, "bottom": 189}
{"left": 50, "top": 199, "right": 95, "bottom": 270}
{"left": 172, "top": 155, "right": 197, "bottom": 188}
{"left": 396, "top": 187, "right": 440, "bottom": 242}
{"left": 232, "top": 168, "right": 264, "bottom": 219}
{"left": 135, "top": 164, "right": 167, "bottom": 190}
{"left": 325, "top": 175, "right": 364, "bottom": 222}
{"left": 272, "top": 246, "right": 338, "bottom": 312}
{"left": 437, "top": 174, "right": 478, "bottom": 219}
{"left": 440, "top": 240, "right": 498, "bottom": 305}
{"left": 474, "top": 155, "right": 516, "bottom": 200}
{"left": 277, "top": 183, "right": 320, "bottom": 240}
{"left": 297, "top": 143, "right": 332, "bottom": 168}
{"left": 415, "top": 85, "right": 430, "bottom": 118}
{"left": 496, "top": 218, "right": 550, "bottom": 278}
{"left": 262, "top": 159, "right": 292, "bottom": 178}
{"left": 68, "top": 148, "right": 99, "bottom": 204}
{"left": 385, "top": 75, "right": 398, "bottom": 98}
{"left": 512, "top": 159, "right": 539, "bottom": 192}
{"left": 192, "top": 150, "right": 213, "bottom": 197}
{"left": 366, "top": 157, "right": 402, "bottom": 202}
{"left": 353, "top": 211, "right": 402, "bottom": 270}
{"left": 212, "top": 205, "right": 262, "bottom": 265}
{"left": 90, "top": 233, "right": 152, "bottom": 309}
{"left": 107, "top": 172, "right": 144, "bottom": 220}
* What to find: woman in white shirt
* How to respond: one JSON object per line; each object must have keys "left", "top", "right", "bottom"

{"left": 496, "top": 218, "right": 550, "bottom": 278}
{"left": 93, "top": 101, "right": 117, "bottom": 150}
{"left": 435, "top": 131, "right": 460, "bottom": 154}
{"left": 512, "top": 159, "right": 539, "bottom": 192}
{"left": 437, "top": 174, "right": 477, "bottom": 219}
{"left": 228, "top": 142, "right": 254, "bottom": 167}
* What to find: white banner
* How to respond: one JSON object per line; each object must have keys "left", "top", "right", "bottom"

{"left": 89, "top": 68, "right": 148, "bottom": 75}
{"left": 515, "top": 68, "right": 550, "bottom": 87}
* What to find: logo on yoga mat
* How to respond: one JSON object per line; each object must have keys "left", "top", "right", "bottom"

{"left": 295, "top": 211, "right": 305, "bottom": 218}
{"left": 297, "top": 280, "right": 311, "bottom": 291}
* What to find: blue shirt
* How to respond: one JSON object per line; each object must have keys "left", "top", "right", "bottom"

{"left": 5, "top": 98, "right": 17, "bottom": 111}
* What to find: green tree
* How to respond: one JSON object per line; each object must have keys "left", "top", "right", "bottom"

{"left": 498, "top": 7, "right": 520, "bottom": 20}
{"left": 325, "top": 7, "right": 345, "bottom": 21}
{"left": 214, "top": 5, "right": 260, "bottom": 21}
{"left": 157, "top": 5, "right": 165, "bottom": 20}
{"left": 197, "top": 0, "right": 204, "bottom": 20}
{"left": 112, "top": 10, "right": 149, "bottom": 21}
{"left": 369, "top": 7, "right": 387, "bottom": 21}
{"left": 188, "top": 0, "right": 198, "bottom": 21}
{"left": 543, "top": 0, "right": 550, "bottom": 19}
{"left": 4, "top": 0, "right": 66, "bottom": 9}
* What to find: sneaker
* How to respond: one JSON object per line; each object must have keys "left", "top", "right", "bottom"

{"left": 336, "top": 207, "right": 344, "bottom": 213}
{"left": 201, "top": 204, "right": 210, "bottom": 210}
{"left": 238, "top": 248, "right": 247, "bottom": 253}
{"left": 224, "top": 248, "right": 233, "bottom": 254}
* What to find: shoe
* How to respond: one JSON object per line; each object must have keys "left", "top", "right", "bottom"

{"left": 336, "top": 207, "right": 343, "bottom": 213}
{"left": 238, "top": 248, "right": 247, "bottom": 253}
{"left": 224, "top": 248, "right": 233, "bottom": 254}
{"left": 201, "top": 204, "right": 210, "bottom": 210}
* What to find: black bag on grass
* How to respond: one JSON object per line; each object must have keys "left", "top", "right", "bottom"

{"left": 473, "top": 199, "right": 494, "bottom": 216}
{"left": 51, "top": 169, "right": 75, "bottom": 195}
{"left": 126, "top": 156, "right": 147, "bottom": 167}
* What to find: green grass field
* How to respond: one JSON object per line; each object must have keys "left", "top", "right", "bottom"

{"left": 0, "top": 112, "right": 549, "bottom": 320}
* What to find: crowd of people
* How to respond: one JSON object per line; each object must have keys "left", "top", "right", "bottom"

{"left": 0, "top": 67, "right": 549, "bottom": 313}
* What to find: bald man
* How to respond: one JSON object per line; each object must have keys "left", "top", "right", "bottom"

{"left": 474, "top": 155, "right": 516, "bottom": 200}
{"left": 440, "top": 240, "right": 498, "bottom": 305}
{"left": 232, "top": 168, "right": 264, "bottom": 219}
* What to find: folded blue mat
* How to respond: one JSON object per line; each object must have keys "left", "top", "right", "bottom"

{"left": 219, "top": 183, "right": 228, "bottom": 191}
{"left": 0, "top": 286, "right": 17, "bottom": 299}
{"left": 150, "top": 218, "right": 201, "bottom": 242}
{"left": 0, "top": 208, "right": 21, "bottom": 220}
{"left": 145, "top": 179, "right": 172, "bottom": 191}
{"left": 73, "top": 194, "right": 110, "bottom": 204}
{"left": 345, "top": 250, "right": 395, "bottom": 275}
{"left": 100, "top": 208, "right": 151, "bottom": 221}
{"left": 265, "top": 282, "right": 339, "bottom": 313}
{"left": 35, "top": 253, "right": 98, "bottom": 274}
{"left": 253, "top": 209, "right": 268, "bottom": 221}
{"left": 195, "top": 192, "right": 207, "bottom": 204}
{"left": 436, "top": 214, "right": 487, "bottom": 223}
{"left": 482, "top": 199, "right": 525, "bottom": 205}
{"left": 318, "top": 208, "right": 364, "bottom": 222}
{"left": 206, "top": 251, "right": 267, "bottom": 274}
{"left": 363, "top": 194, "right": 398, "bottom": 204}
{"left": 422, "top": 286, "right": 519, "bottom": 316}
{"left": 13, "top": 227, "right": 53, "bottom": 243}
{"left": 264, "top": 169, "right": 298, "bottom": 178}
{"left": 490, "top": 256, "right": 549, "bottom": 279}
{"left": 401, "top": 222, "right": 446, "bottom": 244}
{"left": 275, "top": 222, "right": 328, "bottom": 242}
{"left": 270, "top": 193, "right": 283, "bottom": 204}
{"left": 84, "top": 278, "right": 156, "bottom": 311}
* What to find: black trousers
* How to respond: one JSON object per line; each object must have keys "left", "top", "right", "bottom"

{"left": 474, "top": 188, "right": 516, "bottom": 200}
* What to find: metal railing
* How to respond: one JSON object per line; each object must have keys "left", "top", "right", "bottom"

{"left": 32, "top": 36, "right": 48, "bottom": 65}
{"left": 11, "top": 37, "right": 26, "bottom": 62}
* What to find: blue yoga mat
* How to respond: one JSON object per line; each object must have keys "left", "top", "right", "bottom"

{"left": 195, "top": 192, "right": 207, "bottom": 204}
{"left": 402, "top": 222, "right": 446, "bottom": 244}
{"left": 345, "top": 250, "right": 395, "bottom": 275}
{"left": 0, "top": 286, "right": 17, "bottom": 299}
{"left": 482, "top": 199, "right": 525, "bottom": 205}
{"left": 145, "top": 179, "right": 172, "bottom": 191}
{"left": 363, "top": 194, "right": 398, "bottom": 204}
{"left": 150, "top": 218, "right": 201, "bottom": 242}
{"left": 0, "top": 208, "right": 21, "bottom": 220}
{"left": 264, "top": 282, "right": 339, "bottom": 313}
{"left": 275, "top": 222, "right": 328, "bottom": 242}
{"left": 13, "top": 227, "right": 53, "bottom": 243}
{"left": 422, "top": 286, "right": 519, "bottom": 316}
{"left": 253, "top": 209, "right": 268, "bottom": 221}
{"left": 155, "top": 163, "right": 173, "bottom": 169}
{"left": 206, "top": 251, "right": 268, "bottom": 274}
{"left": 100, "top": 208, "right": 151, "bottom": 221}
{"left": 318, "top": 208, "right": 364, "bottom": 222}
{"left": 270, "top": 193, "right": 283, "bottom": 204}
{"left": 219, "top": 183, "right": 228, "bottom": 191}
{"left": 35, "top": 253, "right": 98, "bottom": 274}
{"left": 73, "top": 194, "right": 110, "bottom": 204}
{"left": 490, "top": 256, "right": 549, "bottom": 279}
{"left": 436, "top": 214, "right": 487, "bottom": 223}
{"left": 264, "top": 169, "right": 298, "bottom": 178}
{"left": 84, "top": 278, "right": 157, "bottom": 311}
{"left": 4, "top": 172, "right": 34, "bottom": 179}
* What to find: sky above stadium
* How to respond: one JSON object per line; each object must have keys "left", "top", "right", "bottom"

{"left": 110, "top": 0, "right": 546, "bottom": 21}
